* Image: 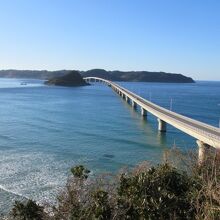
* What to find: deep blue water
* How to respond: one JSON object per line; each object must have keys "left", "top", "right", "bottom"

{"left": 0, "top": 78, "right": 219, "bottom": 212}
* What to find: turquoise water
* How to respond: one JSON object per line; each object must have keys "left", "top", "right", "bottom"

{"left": 0, "top": 78, "right": 220, "bottom": 213}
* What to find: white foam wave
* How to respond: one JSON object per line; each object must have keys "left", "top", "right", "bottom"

{"left": 0, "top": 184, "right": 27, "bottom": 199}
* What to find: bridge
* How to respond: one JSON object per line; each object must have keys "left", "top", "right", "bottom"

{"left": 84, "top": 77, "right": 220, "bottom": 163}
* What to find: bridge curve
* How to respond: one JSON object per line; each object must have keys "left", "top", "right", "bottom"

{"left": 84, "top": 77, "right": 220, "bottom": 162}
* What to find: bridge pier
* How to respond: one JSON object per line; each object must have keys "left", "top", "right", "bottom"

{"left": 141, "top": 108, "right": 147, "bottom": 117}
{"left": 158, "top": 118, "right": 166, "bottom": 132}
{"left": 131, "top": 100, "right": 137, "bottom": 109}
{"left": 197, "top": 140, "right": 206, "bottom": 164}
{"left": 196, "top": 140, "right": 212, "bottom": 164}
{"left": 125, "top": 96, "right": 129, "bottom": 103}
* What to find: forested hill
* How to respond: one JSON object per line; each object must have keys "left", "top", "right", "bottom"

{"left": 81, "top": 69, "right": 194, "bottom": 83}
{"left": 0, "top": 69, "right": 194, "bottom": 83}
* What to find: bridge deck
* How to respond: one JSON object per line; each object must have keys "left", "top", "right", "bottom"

{"left": 84, "top": 77, "right": 220, "bottom": 149}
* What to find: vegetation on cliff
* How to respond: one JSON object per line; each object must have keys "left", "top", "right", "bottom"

{"left": 7, "top": 149, "right": 220, "bottom": 220}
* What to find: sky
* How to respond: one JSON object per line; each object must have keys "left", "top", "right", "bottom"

{"left": 0, "top": 0, "right": 219, "bottom": 80}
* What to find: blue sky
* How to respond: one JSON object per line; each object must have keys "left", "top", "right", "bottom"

{"left": 0, "top": 0, "right": 219, "bottom": 80}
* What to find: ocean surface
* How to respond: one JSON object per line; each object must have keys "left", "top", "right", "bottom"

{"left": 0, "top": 78, "right": 219, "bottom": 214}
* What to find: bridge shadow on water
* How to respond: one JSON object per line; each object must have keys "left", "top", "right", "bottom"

{"left": 117, "top": 94, "right": 169, "bottom": 151}
{"left": 114, "top": 91, "right": 197, "bottom": 154}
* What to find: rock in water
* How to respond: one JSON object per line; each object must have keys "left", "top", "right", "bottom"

{"left": 45, "top": 71, "right": 89, "bottom": 87}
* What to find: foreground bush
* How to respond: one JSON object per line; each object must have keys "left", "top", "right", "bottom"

{"left": 9, "top": 149, "right": 220, "bottom": 220}
{"left": 117, "top": 163, "right": 198, "bottom": 219}
{"left": 10, "top": 200, "right": 45, "bottom": 220}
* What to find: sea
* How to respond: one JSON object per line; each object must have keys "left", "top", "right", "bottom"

{"left": 0, "top": 78, "right": 219, "bottom": 214}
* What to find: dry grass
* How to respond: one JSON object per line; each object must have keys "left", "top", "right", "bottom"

{"left": 163, "top": 146, "right": 220, "bottom": 219}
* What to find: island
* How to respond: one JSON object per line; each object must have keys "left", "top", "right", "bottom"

{"left": 0, "top": 69, "right": 195, "bottom": 83}
{"left": 44, "top": 71, "right": 89, "bottom": 87}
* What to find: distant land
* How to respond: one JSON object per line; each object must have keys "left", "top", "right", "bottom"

{"left": 45, "top": 71, "right": 89, "bottom": 87}
{"left": 0, "top": 69, "right": 195, "bottom": 83}
{"left": 81, "top": 69, "right": 195, "bottom": 83}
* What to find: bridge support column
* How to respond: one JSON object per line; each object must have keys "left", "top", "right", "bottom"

{"left": 196, "top": 140, "right": 211, "bottom": 164}
{"left": 125, "top": 96, "right": 129, "bottom": 103}
{"left": 141, "top": 108, "right": 147, "bottom": 117}
{"left": 131, "top": 100, "right": 137, "bottom": 108}
{"left": 197, "top": 140, "right": 206, "bottom": 165}
{"left": 158, "top": 118, "right": 166, "bottom": 132}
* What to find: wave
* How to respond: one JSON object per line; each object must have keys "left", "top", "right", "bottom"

{"left": 0, "top": 184, "right": 28, "bottom": 199}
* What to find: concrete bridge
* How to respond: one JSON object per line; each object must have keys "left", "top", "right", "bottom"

{"left": 84, "top": 77, "right": 220, "bottom": 163}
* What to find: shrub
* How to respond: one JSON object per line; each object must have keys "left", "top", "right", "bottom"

{"left": 10, "top": 199, "right": 44, "bottom": 220}
{"left": 71, "top": 165, "right": 90, "bottom": 179}
{"left": 90, "top": 189, "right": 112, "bottom": 219}
{"left": 54, "top": 163, "right": 201, "bottom": 219}
{"left": 116, "top": 163, "right": 199, "bottom": 219}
